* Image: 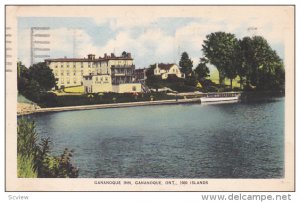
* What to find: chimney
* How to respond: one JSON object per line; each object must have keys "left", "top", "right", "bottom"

{"left": 127, "top": 53, "right": 131, "bottom": 58}
{"left": 88, "top": 54, "right": 95, "bottom": 60}
{"left": 104, "top": 53, "right": 107, "bottom": 58}
{"left": 111, "top": 53, "right": 115, "bottom": 58}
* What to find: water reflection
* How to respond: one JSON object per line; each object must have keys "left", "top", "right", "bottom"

{"left": 29, "top": 97, "right": 284, "bottom": 178}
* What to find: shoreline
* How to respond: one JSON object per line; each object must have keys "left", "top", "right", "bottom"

{"left": 18, "top": 98, "right": 201, "bottom": 116}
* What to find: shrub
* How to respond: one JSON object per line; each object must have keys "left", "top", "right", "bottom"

{"left": 17, "top": 154, "right": 37, "bottom": 178}
{"left": 17, "top": 117, "right": 79, "bottom": 178}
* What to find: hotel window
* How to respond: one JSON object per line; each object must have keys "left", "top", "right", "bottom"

{"left": 132, "top": 86, "right": 136, "bottom": 91}
{"left": 67, "top": 78, "right": 70, "bottom": 84}
{"left": 67, "top": 62, "right": 69, "bottom": 68}
{"left": 61, "top": 64, "right": 63, "bottom": 68}
{"left": 81, "top": 70, "right": 84, "bottom": 75}
{"left": 74, "top": 78, "right": 77, "bottom": 83}
{"left": 61, "top": 71, "right": 64, "bottom": 76}
{"left": 55, "top": 65, "right": 58, "bottom": 68}
{"left": 73, "top": 63, "right": 76, "bottom": 68}
{"left": 67, "top": 70, "right": 70, "bottom": 76}
{"left": 61, "top": 78, "right": 64, "bottom": 84}
{"left": 81, "top": 62, "right": 83, "bottom": 68}
{"left": 73, "top": 72, "right": 76, "bottom": 76}
{"left": 55, "top": 71, "right": 58, "bottom": 76}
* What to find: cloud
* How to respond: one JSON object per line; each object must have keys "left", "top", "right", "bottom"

{"left": 18, "top": 9, "right": 288, "bottom": 69}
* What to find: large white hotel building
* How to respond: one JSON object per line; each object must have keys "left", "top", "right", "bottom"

{"left": 45, "top": 52, "right": 142, "bottom": 93}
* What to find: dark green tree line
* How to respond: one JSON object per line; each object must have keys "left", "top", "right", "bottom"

{"left": 17, "top": 62, "right": 57, "bottom": 102}
{"left": 202, "top": 32, "right": 285, "bottom": 91}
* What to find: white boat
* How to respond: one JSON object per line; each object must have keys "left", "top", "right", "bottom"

{"left": 200, "top": 92, "right": 241, "bottom": 103}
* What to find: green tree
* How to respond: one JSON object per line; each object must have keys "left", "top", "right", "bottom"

{"left": 179, "top": 52, "right": 193, "bottom": 77}
{"left": 194, "top": 58, "right": 210, "bottom": 81}
{"left": 145, "top": 64, "right": 162, "bottom": 90}
{"left": 17, "top": 62, "right": 30, "bottom": 93}
{"left": 184, "top": 71, "right": 198, "bottom": 87}
{"left": 28, "top": 62, "right": 56, "bottom": 91}
{"left": 234, "top": 38, "right": 250, "bottom": 89}
{"left": 240, "top": 36, "right": 285, "bottom": 91}
{"left": 202, "top": 32, "right": 238, "bottom": 86}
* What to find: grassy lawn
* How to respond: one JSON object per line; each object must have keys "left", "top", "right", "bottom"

{"left": 52, "top": 85, "right": 84, "bottom": 96}
{"left": 210, "top": 70, "right": 241, "bottom": 89}
{"left": 64, "top": 85, "right": 84, "bottom": 93}
{"left": 18, "top": 93, "right": 35, "bottom": 104}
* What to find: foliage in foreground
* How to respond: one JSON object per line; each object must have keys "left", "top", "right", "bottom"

{"left": 17, "top": 154, "right": 37, "bottom": 178}
{"left": 17, "top": 118, "right": 79, "bottom": 178}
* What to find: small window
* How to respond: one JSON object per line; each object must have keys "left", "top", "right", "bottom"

{"left": 132, "top": 86, "right": 136, "bottom": 91}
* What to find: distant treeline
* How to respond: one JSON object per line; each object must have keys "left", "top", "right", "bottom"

{"left": 146, "top": 32, "right": 285, "bottom": 92}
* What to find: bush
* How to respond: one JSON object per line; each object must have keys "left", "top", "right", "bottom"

{"left": 38, "top": 92, "right": 58, "bottom": 107}
{"left": 17, "top": 117, "right": 79, "bottom": 178}
{"left": 35, "top": 92, "right": 181, "bottom": 107}
{"left": 17, "top": 154, "right": 37, "bottom": 178}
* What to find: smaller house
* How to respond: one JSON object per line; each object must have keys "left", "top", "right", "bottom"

{"left": 153, "top": 63, "right": 185, "bottom": 80}
{"left": 83, "top": 74, "right": 112, "bottom": 93}
{"left": 83, "top": 73, "right": 142, "bottom": 94}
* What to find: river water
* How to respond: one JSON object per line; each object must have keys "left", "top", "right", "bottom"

{"left": 29, "top": 97, "right": 284, "bottom": 178}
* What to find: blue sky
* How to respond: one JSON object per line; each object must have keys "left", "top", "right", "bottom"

{"left": 18, "top": 13, "right": 286, "bottom": 70}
